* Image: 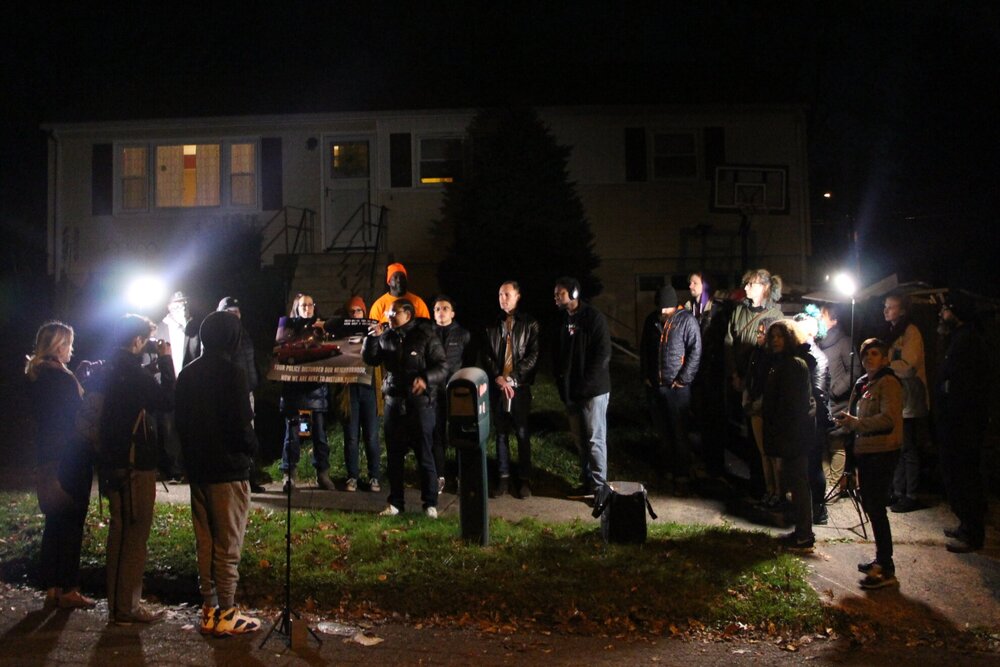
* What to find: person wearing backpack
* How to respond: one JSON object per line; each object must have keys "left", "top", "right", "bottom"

{"left": 99, "top": 314, "right": 176, "bottom": 625}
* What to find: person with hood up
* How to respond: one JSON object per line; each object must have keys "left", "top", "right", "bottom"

{"left": 175, "top": 311, "right": 261, "bottom": 636}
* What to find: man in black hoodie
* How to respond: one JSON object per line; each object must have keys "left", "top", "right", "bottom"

{"left": 175, "top": 311, "right": 261, "bottom": 637}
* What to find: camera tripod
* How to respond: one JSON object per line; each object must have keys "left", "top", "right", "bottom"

{"left": 260, "top": 479, "right": 322, "bottom": 649}
{"left": 825, "top": 470, "right": 869, "bottom": 539}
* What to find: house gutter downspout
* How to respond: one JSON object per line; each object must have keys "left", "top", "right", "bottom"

{"left": 44, "top": 128, "right": 60, "bottom": 281}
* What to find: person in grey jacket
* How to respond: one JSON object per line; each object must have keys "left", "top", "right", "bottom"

{"left": 835, "top": 338, "right": 903, "bottom": 589}
{"left": 819, "top": 304, "right": 853, "bottom": 493}
{"left": 640, "top": 284, "right": 701, "bottom": 492}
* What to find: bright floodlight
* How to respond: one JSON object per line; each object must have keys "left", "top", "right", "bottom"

{"left": 125, "top": 275, "right": 167, "bottom": 310}
{"left": 832, "top": 272, "right": 857, "bottom": 298}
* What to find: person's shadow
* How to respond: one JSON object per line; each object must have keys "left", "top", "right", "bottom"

{"left": 1, "top": 606, "right": 72, "bottom": 664}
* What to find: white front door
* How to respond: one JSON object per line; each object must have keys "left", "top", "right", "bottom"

{"left": 323, "top": 136, "right": 375, "bottom": 250}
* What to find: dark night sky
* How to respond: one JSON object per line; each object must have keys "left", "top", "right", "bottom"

{"left": 3, "top": 1, "right": 998, "bottom": 287}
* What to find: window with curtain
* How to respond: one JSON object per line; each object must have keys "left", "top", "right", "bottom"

{"left": 155, "top": 143, "right": 221, "bottom": 207}
{"left": 121, "top": 146, "right": 148, "bottom": 210}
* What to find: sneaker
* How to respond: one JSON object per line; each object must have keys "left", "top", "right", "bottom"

{"left": 345, "top": 478, "right": 358, "bottom": 492}
{"left": 889, "top": 497, "right": 921, "bottom": 513}
{"left": 213, "top": 606, "right": 262, "bottom": 636}
{"left": 424, "top": 506, "right": 438, "bottom": 519}
{"left": 369, "top": 479, "right": 381, "bottom": 493}
{"left": 438, "top": 477, "right": 446, "bottom": 495}
{"left": 113, "top": 605, "right": 165, "bottom": 625}
{"left": 776, "top": 531, "right": 815, "bottom": 553}
{"left": 199, "top": 604, "right": 219, "bottom": 635}
{"left": 813, "top": 505, "right": 829, "bottom": 526}
{"left": 946, "top": 538, "right": 983, "bottom": 553}
{"left": 859, "top": 564, "right": 898, "bottom": 589}
{"left": 378, "top": 504, "right": 400, "bottom": 516}
{"left": 58, "top": 589, "right": 97, "bottom": 609}
{"left": 282, "top": 472, "right": 295, "bottom": 494}
{"left": 857, "top": 558, "right": 879, "bottom": 574}
{"left": 316, "top": 470, "right": 335, "bottom": 490}
{"left": 249, "top": 481, "right": 267, "bottom": 493}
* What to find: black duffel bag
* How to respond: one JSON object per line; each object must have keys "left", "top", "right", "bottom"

{"left": 592, "top": 481, "right": 657, "bottom": 544}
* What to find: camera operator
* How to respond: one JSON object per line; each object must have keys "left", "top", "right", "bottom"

{"left": 362, "top": 299, "right": 447, "bottom": 517}
{"left": 99, "top": 314, "right": 175, "bottom": 624}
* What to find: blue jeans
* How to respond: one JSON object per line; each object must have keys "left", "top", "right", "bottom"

{"left": 567, "top": 393, "right": 609, "bottom": 490}
{"left": 384, "top": 395, "right": 438, "bottom": 510}
{"left": 345, "top": 383, "right": 381, "bottom": 481}
{"left": 281, "top": 410, "right": 330, "bottom": 473}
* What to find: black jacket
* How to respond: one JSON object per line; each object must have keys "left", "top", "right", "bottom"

{"left": 278, "top": 316, "right": 329, "bottom": 412}
{"left": 799, "top": 342, "right": 831, "bottom": 426}
{"left": 175, "top": 312, "right": 257, "bottom": 484}
{"left": 554, "top": 302, "right": 612, "bottom": 404}
{"left": 99, "top": 348, "right": 175, "bottom": 471}
{"left": 762, "top": 352, "right": 814, "bottom": 459}
{"left": 482, "top": 310, "right": 541, "bottom": 387}
{"left": 435, "top": 322, "right": 473, "bottom": 379}
{"left": 362, "top": 319, "right": 448, "bottom": 399}
{"left": 639, "top": 308, "right": 702, "bottom": 387}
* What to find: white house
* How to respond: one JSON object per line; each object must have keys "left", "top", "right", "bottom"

{"left": 44, "top": 104, "right": 810, "bottom": 345}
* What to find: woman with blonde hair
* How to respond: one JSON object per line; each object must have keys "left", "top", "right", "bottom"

{"left": 25, "top": 320, "right": 96, "bottom": 609}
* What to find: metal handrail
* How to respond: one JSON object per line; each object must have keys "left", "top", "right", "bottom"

{"left": 260, "top": 206, "right": 317, "bottom": 258}
{"left": 324, "top": 202, "right": 388, "bottom": 252}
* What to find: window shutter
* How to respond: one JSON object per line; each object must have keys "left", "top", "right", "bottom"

{"left": 624, "top": 128, "right": 647, "bottom": 182}
{"left": 390, "top": 133, "right": 412, "bottom": 188}
{"left": 704, "top": 127, "right": 725, "bottom": 181}
{"left": 92, "top": 144, "right": 113, "bottom": 215}
{"left": 261, "top": 137, "right": 283, "bottom": 210}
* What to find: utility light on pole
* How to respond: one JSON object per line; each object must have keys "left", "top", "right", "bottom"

{"left": 830, "top": 271, "right": 858, "bottom": 383}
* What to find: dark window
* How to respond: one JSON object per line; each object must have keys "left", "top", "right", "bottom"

{"left": 653, "top": 132, "right": 697, "bottom": 179}
{"left": 419, "top": 137, "right": 463, "bottom": 184}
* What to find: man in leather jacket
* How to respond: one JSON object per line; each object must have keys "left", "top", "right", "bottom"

{"left": 482, "top": 281, "right": 540, "bottom": 498}
{"left": 362, "top": 299, "right": 448, "bottom": 517}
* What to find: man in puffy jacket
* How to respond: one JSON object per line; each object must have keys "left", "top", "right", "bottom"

{"left": 362, "top": 299, "right": 448, "bottom": 517}
{"left": 639, "top": 284, "right": 701, "bottom": 493}
{"left": 175, "top": 311, "right": 261, "bottom": 637}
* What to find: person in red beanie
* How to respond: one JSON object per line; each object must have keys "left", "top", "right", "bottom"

{"left": 369, "top": 263, "right": 430, "bottom": 323}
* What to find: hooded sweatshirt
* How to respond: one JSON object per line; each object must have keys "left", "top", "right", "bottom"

{"left": 175, "top": 311, "right": 258, "bottom": 483}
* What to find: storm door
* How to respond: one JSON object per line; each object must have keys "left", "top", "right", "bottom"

{"left": 323, "top": 136, "right": 375, "bottom": 250}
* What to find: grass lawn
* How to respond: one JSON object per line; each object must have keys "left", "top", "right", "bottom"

{"left": 0, "top": 355, "right": 829, "bottom": 638}
{"left": 0, "top": 491, "right": 823, "bottom": 637}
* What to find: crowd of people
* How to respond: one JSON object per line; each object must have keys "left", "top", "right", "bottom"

{"left": 23, "top": 262, "right": 990, "bottom": 631}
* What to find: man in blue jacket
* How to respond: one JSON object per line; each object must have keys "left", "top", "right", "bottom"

{"left": 640, "top": 285, "right": 702, "bottom": 494}
{"left": 175, "top": 311, "right": 261, "bottom": 637}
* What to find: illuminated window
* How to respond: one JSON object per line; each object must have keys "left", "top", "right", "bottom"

{"left": 653, "top": 132, "right": 697, "bottom": 179}
{"left": 155, "top": 143, "right": 221, "bottom": 207}
{"left": 419, "top": 137, "right": 463, "bottom": 184}
{"left": 331, "top": 141, "right": 369, "bottom": 179}
{"left": 121, "top": 146, "right": 148, "bottom": 211}
{"left": 230, "top": 143, "right": 256, "bottom": 206}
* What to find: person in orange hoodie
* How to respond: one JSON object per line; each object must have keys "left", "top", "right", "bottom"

{"left": 369, "top": 262, "right": 430, "bottom": 323}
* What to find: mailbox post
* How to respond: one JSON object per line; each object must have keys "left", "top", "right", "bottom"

{"left": 447, "top": 368, "right": 490, "bottom": 546}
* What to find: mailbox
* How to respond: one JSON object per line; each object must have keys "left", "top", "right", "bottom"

{"left": 447, "top": 367, "right": 491, "bottom": 545}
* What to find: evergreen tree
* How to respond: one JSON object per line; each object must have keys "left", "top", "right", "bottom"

{"left": 436, "top": 107, "right": 601, "bottom": 327}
